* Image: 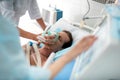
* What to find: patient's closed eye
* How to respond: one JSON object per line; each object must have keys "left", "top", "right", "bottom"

{"left": 59, "top": 36, "right": 62, "bottom": 41}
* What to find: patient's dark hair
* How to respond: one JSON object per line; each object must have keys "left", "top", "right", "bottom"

{"left": 62, "top": 30, "right": 73, "bottom": 49}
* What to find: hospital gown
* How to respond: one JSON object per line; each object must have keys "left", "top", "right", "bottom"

{"left": 0, "top": 0, "right": 41, "bottom": 25}
{"left": 0, "top": 15, "right": 51, "bottom": 80}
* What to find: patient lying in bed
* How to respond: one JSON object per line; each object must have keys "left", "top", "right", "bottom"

{"left": 23, "top": 30, "right": 73, "bottom": 66}
{"left": 23, "top": 18, "right": 89, "bottom": 67}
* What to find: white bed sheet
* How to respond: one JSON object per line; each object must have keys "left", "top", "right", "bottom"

{"left": 70, "top": 15, "right": 120, "bottom": 80}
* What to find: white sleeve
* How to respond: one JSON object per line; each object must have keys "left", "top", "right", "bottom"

{"left": 28, "top": 0, "right": 42, "bottom": 19}
{"left": 29, "top": 66, "right": 51, "bottom": 80}
{"left": 0, "top": 0, "right": 20, "bottom": 25}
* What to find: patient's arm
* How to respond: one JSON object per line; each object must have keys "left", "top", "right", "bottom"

{"left": 48, "top": 35, "right": 97, "bottom": 79}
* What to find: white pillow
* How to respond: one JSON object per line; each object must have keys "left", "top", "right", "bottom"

{"left": 49, "top": 18, "right": 89, "bottom": 44}
{"left": 49, "top": 18, "right": 89, "bottom": 60}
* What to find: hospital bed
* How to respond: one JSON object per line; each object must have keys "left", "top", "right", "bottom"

{"left": 47, "top": 15, "right": 120, "bottom": 80}
{"left": 21, "top": 16, "right": 120, "bottom": 79}
{"left": 70, "top": 15, "right": 120, "bottom": 80}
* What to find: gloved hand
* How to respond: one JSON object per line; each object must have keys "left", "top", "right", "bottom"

{"left": 37, "top": 31, "right": 59, "bottom": 45}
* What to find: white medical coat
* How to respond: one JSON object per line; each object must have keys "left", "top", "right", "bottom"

{"left": 0, "top": 0, "right": 41, "bottom": 25}
{"left": 0, "top": 15, "right": 51, "bottom": 80}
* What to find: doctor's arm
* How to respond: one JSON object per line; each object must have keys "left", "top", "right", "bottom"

{"left": 28, "top": 0, "right": 46, "bottom": 30}
{"left": 36, "top": 18, "right": 46, "bottom": 30}
{"left": 18, "top": 27, "right": 38, "bottom": 41}
{"left": 48, "top": 35, "right": 97, "bottom": 79}
{"left": 18, "top": 27, "right": 56, "bottom": 43}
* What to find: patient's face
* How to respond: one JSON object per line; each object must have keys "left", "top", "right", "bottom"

{"left": 44, "top": 31, "right": 70, "bottom": 52}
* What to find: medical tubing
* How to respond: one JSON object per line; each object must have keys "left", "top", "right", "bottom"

{"left": 26, "top": 42, "right": 31, "bottom": 66}
{"left": 83, "top": 0, "right": 90, "bottom": 20}
{"left": 32, "top": 43, "right": 42, "bottom": 67}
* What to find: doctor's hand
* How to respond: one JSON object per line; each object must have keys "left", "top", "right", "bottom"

{"left": 37, "top": 34, "right": 56, "bottom": 45}
{"left": 44, "top": 35, "right": 56, "bottom": 44}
